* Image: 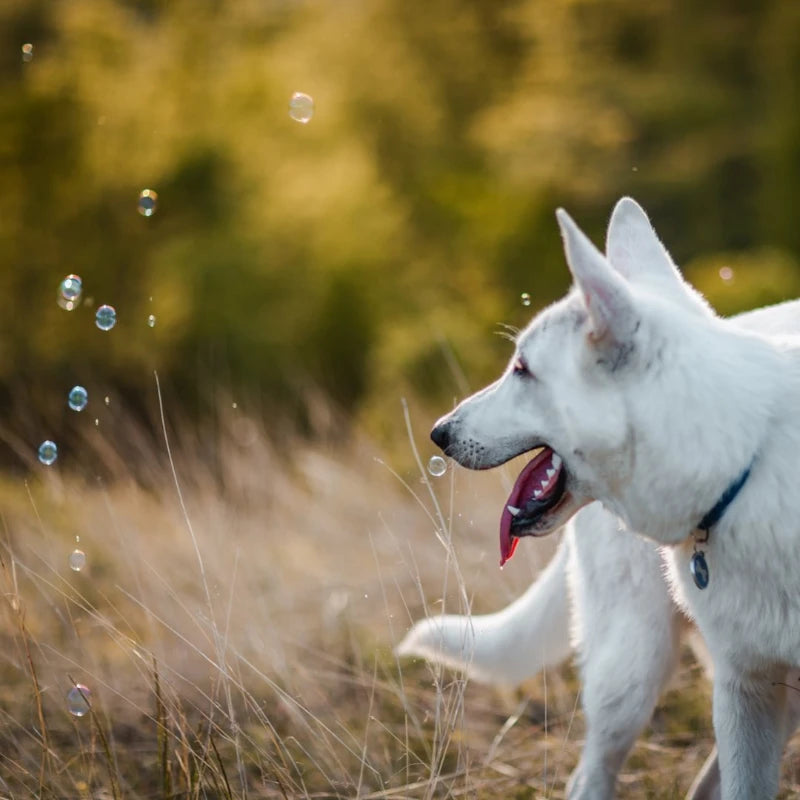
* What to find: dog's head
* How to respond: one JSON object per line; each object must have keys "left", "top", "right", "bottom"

{"left": 432, "top": 198, "right": 721, "bottom": 564}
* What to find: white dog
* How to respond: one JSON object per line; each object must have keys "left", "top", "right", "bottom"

{"left": 400, "top": 199, "right": 800, "bottom": 799}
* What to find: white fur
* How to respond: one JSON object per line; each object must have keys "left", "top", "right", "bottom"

{"left": 397, "top": 526, "right": 572, "bottom": 685}
{"left": 401, "top": 199, "right": 800, "bottom": 798}
{"left": 398, "top": 505, "right": 708, "bottom": 800}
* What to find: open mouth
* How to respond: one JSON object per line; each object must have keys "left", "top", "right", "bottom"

{"left": 500, "top": 446, "right": 568, "bottom": 565}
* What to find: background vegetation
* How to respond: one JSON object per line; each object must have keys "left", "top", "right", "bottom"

{"left": 2, "top": 0, "right": 800, "bottom": 796}
{"left": 4, "top": 0, "right": 800, "bottom": 454}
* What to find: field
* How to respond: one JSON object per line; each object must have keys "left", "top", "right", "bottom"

{"left": 5, "top": 1, "right": 800, "bottom": 796}
{"left": 2, "top": 399, "right": 798, "bottom": 799}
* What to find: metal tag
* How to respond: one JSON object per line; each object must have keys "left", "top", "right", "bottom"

{"left": 690, "top": 550, "right": 710, "bottom": 590}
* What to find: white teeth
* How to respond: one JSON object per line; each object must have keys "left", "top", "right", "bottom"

{"left": 552, "top": 453, "right": 562, "bottom": 470}
{"left": 507, "top": 505, "right": 521, "bottom": 517}
{"left": 534, "top": 489, "right": 543, "bottom": 499}
{"left": 540, "top": 478, "right": 549, "bottom": 488}
{"left": 546, "top": 468, "right": 555, "bottom": 479}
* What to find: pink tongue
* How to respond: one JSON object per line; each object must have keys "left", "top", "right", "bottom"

{"left": 499, "top": 448, "right": 556, "bottom": 566}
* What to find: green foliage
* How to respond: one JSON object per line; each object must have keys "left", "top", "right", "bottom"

{"left": 686, "top": 249, "right": 800, "bottom": 317}
{"left": 2, "top": 0, "right": 800, "bottom": 454}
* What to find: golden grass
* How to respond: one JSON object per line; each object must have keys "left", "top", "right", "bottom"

{"left": 0, "top": 399, "right": 798, "bottom": 798}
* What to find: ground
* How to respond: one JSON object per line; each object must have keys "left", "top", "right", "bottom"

{"left": 0, "top": 411, "right": 798, "bottom": 797}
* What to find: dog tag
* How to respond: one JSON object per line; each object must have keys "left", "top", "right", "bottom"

{"left": 690, "top": 551, "right": 709, "bottom": 590}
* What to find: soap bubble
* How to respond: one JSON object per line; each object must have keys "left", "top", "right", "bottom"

{"left": 289, "top": 92, "right": 314, "bottom": 124}
{"left": 137, "top": 189, "right": 158, "bottom": 217}
{"left": 69, "top": 549, "right": 86, "bottom": 572}
{"left": 719, "top": 266, "right": 734, "bottom": 283}
{"left": 147, "top": 314, "right": 156, "bottom": 328}
{"left": 38, "top": 440, "right": 58, "bottom": 466}
{"left": 21, "top": 43, "right": 33, "bottom": 62}
{"left": 427, "top": 455, "right": 447, "bottom": 477}
{"left": 95, "top": 304, "right": 116, "bottom": 331}
{"left": 66, "top": 684, "right": 91, "bottom": 717}
{"left": 60, "top": 275, "right": 82, "bottom": 301}
{"left": 68, "top": 385, "right": 88, "bottom": 412}
{"left": 58, "top": 274, "right": 82, "bottom": 310}
{"left": 521, "top": 292, "right": 531, "bottom": 307}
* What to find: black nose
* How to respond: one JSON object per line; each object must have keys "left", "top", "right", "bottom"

{"left": 430, "top": 421, "right": 451, "bottom": 451}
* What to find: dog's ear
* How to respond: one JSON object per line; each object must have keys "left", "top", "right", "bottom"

{"left": 556, "top": 208, "right": 637, "bottom": 344}
{"left": 606, "top": 198, "right": 711, "bottom": 317}
{"left": 606, "top": 197, "right": 678, "bottom": 283}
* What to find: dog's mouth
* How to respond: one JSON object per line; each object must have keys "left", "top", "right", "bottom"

{"left": 500, "top": 446, "right": 569, "bottom": 565}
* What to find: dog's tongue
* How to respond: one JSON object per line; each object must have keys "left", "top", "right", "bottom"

{"left": 499, "top": 526, "right": 520, "bottom": 565}
{"left": 499, "top": 447, "right": 559, "bottom": 566}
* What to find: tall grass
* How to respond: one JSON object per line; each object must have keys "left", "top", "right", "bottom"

{"left": 0, "top": 395, "right": 798, "bottom": 797}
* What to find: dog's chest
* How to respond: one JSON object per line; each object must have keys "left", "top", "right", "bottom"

{"left": 666, "top": 535, "right": 800, "bottom": 670}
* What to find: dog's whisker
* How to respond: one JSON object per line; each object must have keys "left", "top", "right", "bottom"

{"left": 494, "top": 323, "right": 519, "bottom": 344}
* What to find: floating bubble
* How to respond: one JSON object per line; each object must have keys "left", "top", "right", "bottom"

{"left": 60, "top": 275, "right": 82, "bottom": 301}
{"left": 68, "top": 385, "right": 88, "bottom": 412}
{"left": 95, "top": 304, "right": 116, "bottom": 331}
{"left": 104, "top": 396, "right": 110, "bottom": 406}
{"left": 69, "top": 549, "right": 86, "bottom": 572}
{"left": 58, "top": 274, "right": 83, "bottom": 310}
{"left": 719, "top": 266, "right": 734, "bottom": 283}
{"left": 137, "top": 189, "right": 158, "bottom": 217}
{"left": 289, "top": 92, "right": 314, "bottom": 124}
{"left": 66, "top": 684, "right": 91, "bottom": 717}
{"left": 21, "top": 43, "right": 33, "bottom": 63}
{"left": 521, "top": 292, "right": 531, "bottom": 307}
{"left": 427, "top": 455, "right": 447, "bottom": 477}
{"left": 38, "top": 440, "right": 58, "bottom": 466}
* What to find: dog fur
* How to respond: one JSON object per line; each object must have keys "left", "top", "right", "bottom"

{"left": 400, "top": 200, "right": 800, "bottom": 798}
{"left": 399, "top": 504, "right": 691, "bottom": 799}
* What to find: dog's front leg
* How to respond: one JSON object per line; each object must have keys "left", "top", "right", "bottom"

{"left": 566, "top": 506, "right": 682, "bottom": 800}
{"left": 712, "top": 668, "right": 785, "bottom": 799}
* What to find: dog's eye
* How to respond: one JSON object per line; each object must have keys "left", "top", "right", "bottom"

{"left": 512, "top": 356, "right": 537, "bottom": 380}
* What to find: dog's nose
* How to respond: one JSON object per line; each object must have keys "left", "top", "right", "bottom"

{"left": 430, "top": 420, "right": 451, "bottom": 451}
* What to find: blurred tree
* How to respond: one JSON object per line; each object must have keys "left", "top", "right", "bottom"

{"left": 0, "top": 0, "right": 799, "bottom": 465}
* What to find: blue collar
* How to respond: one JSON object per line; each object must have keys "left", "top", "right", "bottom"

{"left": 696, "top": 460, "right": 753, "bottom": 536}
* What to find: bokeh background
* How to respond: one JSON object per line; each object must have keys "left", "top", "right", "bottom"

{"left": 5, "top": 0, "right": 800, "bottom": 460}
{"left": 3, "top": 1, "right": 800, "bottom": 797}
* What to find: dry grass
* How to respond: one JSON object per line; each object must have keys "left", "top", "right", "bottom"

{"left": 0, "top": 398, "right": 798, "bottom": 798}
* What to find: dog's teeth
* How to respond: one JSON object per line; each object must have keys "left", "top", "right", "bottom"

{"left": 534, "top": 489, "right": 543, "bottom": 499}
{"left": 540, "top": 478, "right": 549, "bottom": 488}
{"left": 546, "top": 468, "right": 555, "bottom": 479}
{"left": 507, "top": 505, "right": 521, "bottom": 517}
{"left": 552, "top": 453, "right": 562, "bottom": 470}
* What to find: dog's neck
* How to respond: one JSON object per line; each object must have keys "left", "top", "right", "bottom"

{"left": 604, "top": 320, "right": 791, "bottom": 546}
{"left": 695, "top": 458, "right": 753, "bottom": 536}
